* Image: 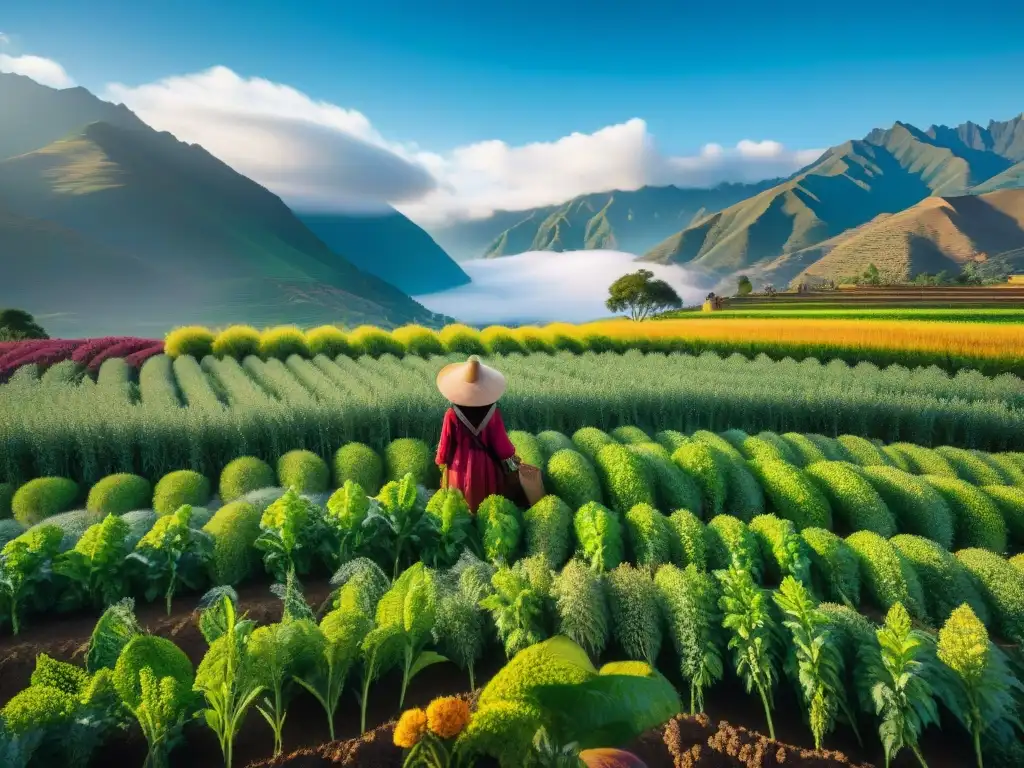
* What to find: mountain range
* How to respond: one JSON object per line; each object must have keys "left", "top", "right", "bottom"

{"left": 0, "top": 73, "right": 462, "bottom": 336}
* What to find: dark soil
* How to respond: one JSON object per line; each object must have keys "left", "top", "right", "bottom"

{"left": 0, "top": 578, "right": 979, "bottom": 768}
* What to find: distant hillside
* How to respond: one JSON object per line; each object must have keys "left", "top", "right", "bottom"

{"left": 0, "top": 73, "right": 147, "bottom": 160}
{"left": 428, "top": 181, "right": 781, "bottom": 260}
{"left": 0, "top": 121, "right": 446, "bottom": 335}
{"left": 641, "top": 113, "right": 1024, "bottom": 279}
{"left": 428, "top": 209, "right": 545, "bottom": 262}
{"left": 299, "top": 210, "right": 469, "bottom": 295}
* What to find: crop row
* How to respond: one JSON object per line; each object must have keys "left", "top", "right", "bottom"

{"left": 2, "top": 517, "right": 1021, "bottom": 768}
{"left": 0, "top": 336, "right": 163, "bottom": 381}
{"left": 2, "top": 348, "right": 1023, "bottom": 487}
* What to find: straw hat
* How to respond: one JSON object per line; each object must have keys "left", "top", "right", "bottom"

{"left": 436, "top": 355, "right": 506, "bottom": 407}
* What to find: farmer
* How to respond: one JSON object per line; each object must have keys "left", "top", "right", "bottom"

{"left": 435, "top": 355, "right": 525, "bottom": 512}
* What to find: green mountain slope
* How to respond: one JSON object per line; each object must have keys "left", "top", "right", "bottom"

{"left": 0, "top": 122, "right": 447, "bottom": 335}
{"left": 0, "top": 73, "right": 147, "bottom": 161}
{"left": 428, "top": 208, "right": 549, "bottom": 262}
{"left": 641, "top": 113, "right": 1024, "bottom": 277}
{"left": 298, "top": 210, "right": 469, "bottom": 295}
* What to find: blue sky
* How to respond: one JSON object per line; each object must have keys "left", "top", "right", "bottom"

{"left": 4, "top": 2, "right": 1023, "bottom": 153}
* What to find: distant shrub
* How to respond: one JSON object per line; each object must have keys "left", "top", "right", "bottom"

{"left": 508, "top": 430, "right": 545, "bottom": 469}
{"left": 86, "top": 473, "right": 152, "bottom": 516}
{"left": 628, "top": 443, "right": 702, "bottom": 516}
{"left": 570, "top": 427, "right": 612, "bottom": 461}
{"left": 922, "top": 475, "right": 1007, "bottom": 553}
{"left": 391, "top": 324, "right": 444, "bottom": 357}
{"left": 803, "top": 434, "right": 851, "bottom": 462}
{"left": 605, "top": 563, "right": 662, "bottom": 665}
{"left": 654, "top": 430, "right": 690, "bottom": 454}
{"left": 535, "top": 430, "right": 575, "bottom": 463}
{"left": 624, "top": 503, "right": 673, "bottom": 570}
{"left": 753, "top": 432, "right": 799, "bottom": 465}
{"left": 748, "top": 513, "right": 811, "bottom": 586}
{"left": 890, "top": 534, "right": 989, "bottom": 626}
{"left": 667, "top": 508, "right": 706, "bottom": 570}
{"left": 719, "top": 455, "right": 765, "bottom": 522}
{"left": 610, "top": 425, "right": 651, "bottom": 444}
{"left": 152, "top": 470, "right": 211, "bottom": 516}
{"left": 512, "top": 326, "right": 554, "bottom": 353}
{"left": 305, "top": 325, "right": 353, "bottom": 359}
{"left": 704, "top": 514, "right": 762, "bottom": 578}
{"left": 258, "top": 325, "right": 309, "bottom": 360}
{"left": 347, "top": 325, "right": 404, "bottom": 358}
{"left": 211, "top": 325, "right": 261, "bottom": 358}
{"left": 855, "top": 465, "right": 954, "bottom": 550}
{"left": 385, "top": 438, "right": 436, "bottom": 486}
{"left": 595, "top": 443, "right": 655, "bottom": 514}
{"left": 523, "top": 495, "right": 573, "bottom": 569}
{"left": 934, "top": 446, "right": 1009, "bottom": 486}
{"left": 845, "top": 530, "right": 926, "bottom": 621}
{"left": 746, "top": 460, "right": 832, "bottom": 531}
{"left": 480, "top": 326, "right": 524, "bottom": 355}
{"left": 884, "top": 443, "right": 958, "bottom": 477}
{"left": 543, "top": 323, "right": 586, "bottom": 353}
{"left": 985, "top": 453, "right": 1024, "bottom": 485}
{"left": 981, "top": 485, "right": 1024, "bottom": 546}
{"left": 955, "top": 548, "right": 1024, "bottom": 645}
{"left": 780, "top": 433, "right": 828, "bottom": 466}
{"left": 801, "top": 527, "right": 860, "bottom": 605}
{"left": 836, "top": 435, "right": 895, "bottom": 467}
{"left": 803, "top": 461, "right": 896, "bottom": 537}
{"left": 546, "top": 449, "right": 603, "bottom": 510}
{"left": 219, "top": 456, "right": 276, "bottom": 502}
{"left": 277, "top": 449, "right": 330, "bottom": 494}
{"left": 1, "top": 481, "right": 16, "bottom": 519}
{"left": 332, "top": 442, "right": 384, "bottom": 496}
{"left": 164, "top": 325, "right": 214, "bottom": 358}
{"left": 437, "top": 324, "right": 486, "bottom": 355}
{"left": 203, "top": 500, "right": 261, "bottom": 585}
{"left": 12, "top": 477, "right": 79, "bottom": 525}
{"left": 691, "top": 430, "right": 744, "bottom": 461}
{"left": 671, "top": 443, "right": 726, "bottom": 518}
{"left": 573, "top": 501, "right": 624, "bottom": 571}
{"left": 723, "top": 429, "right": 790, "bottom": 464}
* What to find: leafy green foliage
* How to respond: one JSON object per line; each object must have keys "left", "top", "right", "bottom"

{"left": 128, "top": 505, "right": 213, "bottom": 615}
{"left": 935, "top": 446, "right": 1008, "bottom": 486}
{"left": 627, "top": 443, "right": 703, "bottom": 516}
{"left": 0, "top": 524, "right": 63, "bottom": 634}
{"left": 536, "top": 430, "right": 576, "bottom": 463}
{"left": 509, "top": 430, "right": 545, "bottom": 469}
{"left": 571, "top": 427, "right": 616, "bottom": 461}
{"left": 423, "top": 488, "right": 475, "bottom": 569}
{"left": 212, "top": 324, "right": 261, "bottom": 358}
{"left": 113, "top": 634, "right": 194, "bottom": 712}
{"left": 845, "top": 531, "right": 927, "bottom": 621}
{"left": 623, "top": 503, "right": 672, "bottom": 570}
{"left": 890, "top": 535, "right": 990, "bottom": 626}
{"left": 867, "top": 603, "right": 939, "bottom": 767}
{"left": 546, "top": 449, "right": 604, "bottom": 510}
{"left": 432, "top": 570, "right": 487, "bottom": 689}
{"left": 803, "top": 461, "right": 896, "bottom": 537}
{"left": 666, "top": 508, "right": 706, "bottom": 570}
{"left": 218, "top": 457, "right": 275, "bottom": 503}
{"left": 86, "top": 474, "right": 152, "bottom": 516}
{"left": 56, "top": 513, "right": 131, "bottom": 610}
{"left": 0, "top": 685, "right": 77, "bottom": 735}
{"left": 372, "top": 473, "right": 429, "bottom": 577}
{"left": 323, "top": 480, "right": 378, "bottom": 567}
{"left": 258, "top": 325, "right": 310, "bottom": 359}
{"left": 655, "top": 563, "right": 722, "bottom": 713}
{"left": 955, "top": 548, "right": 1024, "bottom": 645}
{"left": 716, "top": 562, "right": 780, "bottom": 739}
{"left": 275, "top": 450, "right": 329, "bottom": 494}
{"left": 856, "top": 465, "right": 955, "bottom": 550}
{"left": 551, "top": 558, "right": 610, "bottom": 658}
{"left": 981, "top": 485, "right": 1024, "bottom": 547}
{"left": 523, "top": 495, "right": 573, "bottom": 569}
{"left": 748, "top": 514, "right": 811, "bottom": 587}
{"left": 780, "top": 433, "right": 829, "bottom": 466}
{"left": 605, "top": 269, "right": 682, "bottom": 320}
{"left": 704, "top": 514, "right": 763, "bottom": 578}
{"left": 801, "top": 527, "right": 860, "bottom": 606}
{"left": 923, "top": 475, "right": 1008, "bottom": 553}
{"left": 836, "top": 435, "right": 895, "bottom": 468}
{"left": 886, "top": 443, "right": 958, "bottom": 477}
{"left": 671, "top": 442, "right": 726, "bottom": 518}
{"left": 773, "top": 576, "right": 849, "bottom": 750}
{"left": 747, "top": 460, "right": 832, "bottom": 531}
{"left": 610, "top": 425, "right": 651, "bottom": 444}
{"left": 480, "top": 556, "right": 551, "bottom": 659}
{"left": 11, "top": 477, "right": 79, "bottom": 525}
{"left": 31, "top": 653, "right": 89, "bottom": 695}
{"left": 152, "top": 470, "right": 211, "bottom": 516}
{"left": 329, "top": 557, "right": 390, "bottom": 616}
{"left": 203, "top": 501, "right": 261, "bottom": 586}
{"left": 255, "top": 489, "right": 327, "bottom": 581}
{"left": 331, "top": 442, "right": 383, "bottom": 496}
{"left": 574, "top": 502, "right": 624, "bottom": 572}
{"left": 476, "top": 494, "right": 522, "bottom": 565}
{"left": 384, "top": 438, "right": 436, "bottom": 486}
{"left": 165, "top": 325, "right": 214, "bottom": 358}
{"left": 87, "top": 598, "right": 143, "bottom": 672}
{"left": 654, "top": 429, "right": 690, "bottom": 453}
{"left": 605, "top": 563, "right": 662, "bottom": 665}
{"left": 595, "top": 444, "right": 655, "bottom": 514}
{"left": 753, "top": 432, "right": 801, "bottom": 465}
{"left": 819, "top": 602, "right": 878, "bottom": 717}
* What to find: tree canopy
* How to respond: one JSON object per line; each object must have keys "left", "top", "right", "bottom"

{"left": 0, "top": 309, "right": 48, "bottom": 341}
{"left": 606, "top": 269, "right": 683, "bottom": 321}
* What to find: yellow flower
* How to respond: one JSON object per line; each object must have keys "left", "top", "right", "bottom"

{"left": 426, "top": 696, "right": 471, "bottom": 739}
{"left": 393, "top": 707, "right": 428, "bottom": 749}
{"left": 937, "top": 604, "right": 989, "bottom": 686}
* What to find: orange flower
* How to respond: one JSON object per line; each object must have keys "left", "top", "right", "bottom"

{"left": 426, "top": 696, "right": 471, "bottom": 739}
{"left": 393, "top": 707, "right": 428, "bottom": 749}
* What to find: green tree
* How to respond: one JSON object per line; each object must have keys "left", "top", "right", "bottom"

{"left": 737, "top": 275, "right": 753, "bottom": 296}
{"left": 0, "top": 309, "right": 48, "bottom": 341}
{"left": 862, "top": 264, "right": 881, "bottom": 285}
{"left": 606, "top": 269, "right": 683, "bottom": 321}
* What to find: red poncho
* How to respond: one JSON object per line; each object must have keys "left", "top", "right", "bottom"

{"left": 435, "top": 405, "right": 517, "bottom": 512}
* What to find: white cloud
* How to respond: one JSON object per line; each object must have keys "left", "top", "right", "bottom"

{"left": 102, "top": 65, "right": 823, "bottom": 226}
{"left": 0, "top": 32, "right": 10, "bottom": 46}
{"left": 0, "top": 53, "right": 75, "bottom": 88}
{"left": 413, "top": 250, "right": 709, "bottom": 325}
